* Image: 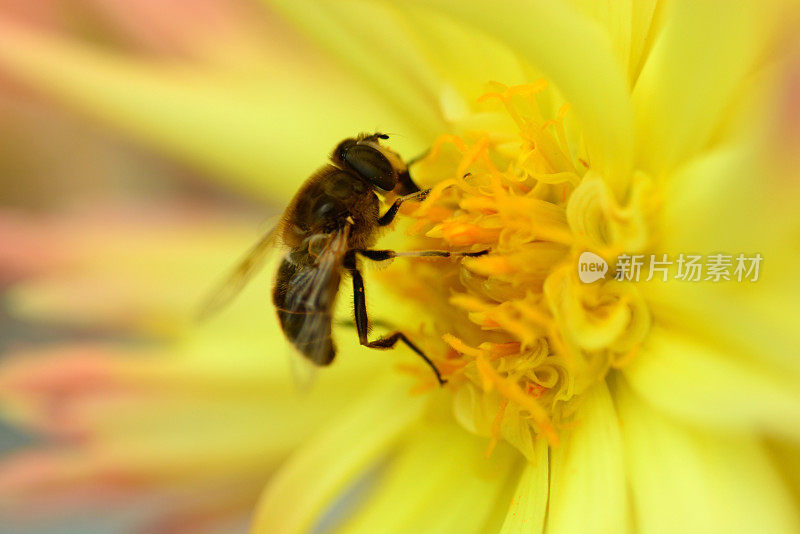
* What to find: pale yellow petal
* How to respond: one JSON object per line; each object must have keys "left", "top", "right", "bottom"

{"left": 643, "top": 280, "right": 800, "bottom": 381}
{"left": 566, "top": 0, "right": 660, "bottom": 87}
{"left": 0, "top": 336, "right": 384, "bottom": 484}
{"left": 545, "top": 381, "right": 629, "bottom": 534}
{"left": 766, "top": 439, "right": 800, "bottom": 506}
{"left": 264, "top": 0, "right": 445, "bottom": 141}
{"left": 339, "top": 419, "right": 520, "bottom": 534}
{"left": 249, "top": 377, "right": 427, "bottom": 534}
{"left": 0, "top": 23, "right": 416, "bottom": 200}
{"left": 623, "top": 327, "right": 800, "bottom": 442}
{"left": 5, "top": 217, "right": 274, "bottom": 331}
{"left": 643, "top": 143, "right": 800, "bottom": 376}
{"left": 654, "top": 143, "right": 783, "bottom": 258}
{"left": 616, "top": 379, "right": 800, "bottom": 534}
{"left": 633, "top": 0, "right": 777, "bottom": 173}
{"left": 398, "top": 5, "right": 527, "bottom": 110}
{"left": 403, "top": 0, "right": 635, "bottom": 198}
{"left": 74, "top": 393, "right": 336, "bottom": 481}
{"left": 499, "top": 438, "right": 548, "bottom": 534}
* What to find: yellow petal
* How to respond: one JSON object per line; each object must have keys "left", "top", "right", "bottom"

{"left": 655, "top": 143, "right": 777, "bottom": 257}
{"left": 0, "top": 23, "right": 415, "bottom": 200}
{"left": 265, "top": 0, "right": 446, "bottom": 143}
{"left": 766, "top": 439, "right": 800, "bottom": 506}
{"left": 404, "top": 0, "right": 635, "bottom": 198}
{"left": 641, "top": 276, "right": 800, "bottom": 380}
{"left": 5, "top": 216, "right": 275, "bottom": 332}
{"left": 644, "top": 143, "right": 800, "bottom": 376}
{"left": 499, "top": 438, "right": 548, "bottom": 534}
{"left": 399, "top": 5, "right": 528, "bottom": 109}
{"left": 633, "top": 0, "right": 777, "bottom": 173}
{"left": 249, "top": 377, "right": 427, "bottom": 534}
{"left": 0, "top": 337, "right": 383, "bottom": 481}
{"left": 339, "top": 420, "right": 520, "bottom": 534}
{"left": 623, "top": 327, "right": 800, "bottom": 442}
{"left": 615, "top": 379, "right": 800, "bottom": 534}
{"left": 624, "top": 328, "right": 800, "bottom": 440}
{"left": 545, "top": 381, "right": 629, "bottom": 533}
{"left": 566, "top": 0, "right": 660, "bottom": 87}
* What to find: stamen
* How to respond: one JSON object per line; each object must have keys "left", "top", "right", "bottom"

{"left": 442, "top": 333, "right": 484, "bottom": 359}
{"left": 475, "top": 354, "right": 558, "bottom": 446}
{"left": 389, "top": 82, "right": 651, "bottom": 454}
{"left": 485, "top": 399, "right": 509, "bottom": 458}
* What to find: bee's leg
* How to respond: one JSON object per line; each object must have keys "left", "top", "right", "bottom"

{"left": 349, "top": 266, "right": 446, "bottom": 386}
{"left": 356, "top": 249, "right": 489, "bottom": 261}
{"left": 335, "top": 317, "right": 394, "bottom": 330}
{"left": 378, "top": 189, "right": 431, "bottom": 226}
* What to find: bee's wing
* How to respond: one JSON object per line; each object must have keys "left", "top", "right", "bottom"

{"left": 286, "top": 345, "right": 320, "bottom": 392}
{"left": 197, "top": 222, "right": 283, "bottom": 321}
{"left": 282, "top": 228, "right": 351, "bottom": 368}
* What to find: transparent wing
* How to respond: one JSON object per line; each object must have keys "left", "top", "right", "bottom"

{"left": 286, "top": 345, "right": 319, "bottom": 392}
{"left": 279, "top": 228, "right": 350, "bottom": 367}
{"left": 197, "top": 222, "right": 283, "bottom": 321}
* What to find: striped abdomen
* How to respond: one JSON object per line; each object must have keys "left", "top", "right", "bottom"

{"left": 272, "top": 251, "right": 342, "bottom": 365}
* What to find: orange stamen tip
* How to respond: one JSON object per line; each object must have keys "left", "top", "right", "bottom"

{"left": 477, "top": 92, "right": 503, "bottom": 104}
{"left": 442, "top": 334, "right": 483, "bottom": 359}
{"left": 408, "top": 382, "right": 437, "bottom": 395}
{"left": 484, "top": 438, "right": 499, "bottom": 459}
{"left": 485, "top": 398, "right": 509, "bottom": 458}
{"left": 475, "top": 354, "right": 558, "bottom": 446}
{"left": 397, "top": 82, "right": 641, "bottom": 453}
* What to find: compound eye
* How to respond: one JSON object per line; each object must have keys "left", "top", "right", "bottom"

{"left": 343, "top": 144, "right": 397, "bottom": 190}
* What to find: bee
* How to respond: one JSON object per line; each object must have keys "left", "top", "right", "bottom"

{"left": 201, "top": 133, "right": 486, "bottom": 385}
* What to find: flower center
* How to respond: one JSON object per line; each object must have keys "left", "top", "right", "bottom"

{"left": 392, "top": 82, "right": 653, "bottom": 460}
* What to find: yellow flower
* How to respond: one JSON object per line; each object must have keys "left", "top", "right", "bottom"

{"left": 251, "top": 2, "right": 800, "bottom": 532}
{"left": 0, "top": 1, "right": 799, "bottom": 534}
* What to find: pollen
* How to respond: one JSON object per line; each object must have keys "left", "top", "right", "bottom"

{"left": 389, "top": 81, "right": 653, "bottom": 459}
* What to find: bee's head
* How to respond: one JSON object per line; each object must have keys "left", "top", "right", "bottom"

{"left": 332, "top": 133, "right": 406, "bottom": 191}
